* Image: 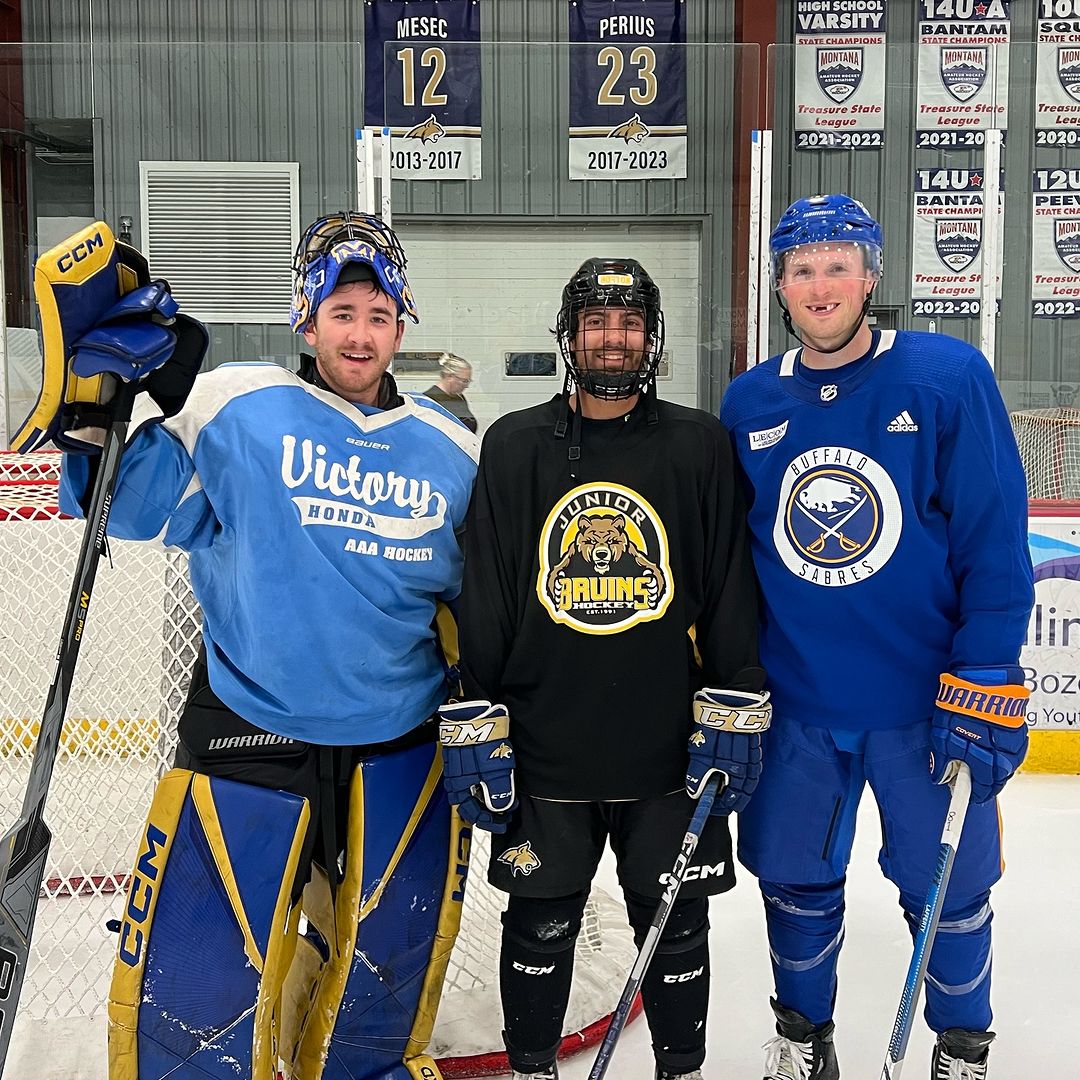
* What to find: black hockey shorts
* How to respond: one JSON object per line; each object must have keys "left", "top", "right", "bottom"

{"left": 487, "top": 790, "right": 735, "bottom": 900}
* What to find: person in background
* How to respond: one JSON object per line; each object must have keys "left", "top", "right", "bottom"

{"left": 426, "top": 353, "right": 479, "bottom": 432}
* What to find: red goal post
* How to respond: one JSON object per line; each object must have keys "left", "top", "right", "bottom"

{"left": 1011, "top": 406, "right": 1080, "bottom": 515}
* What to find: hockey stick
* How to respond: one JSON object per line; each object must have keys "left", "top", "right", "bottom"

{"left": 0, "top": 378, "right": 139, "bottom": 1074}
{"left": 587, "top": 774, "right": 722, "bottom": 1080}
{"left": 880, "top": 761, "right": 972, "bottom": 1080}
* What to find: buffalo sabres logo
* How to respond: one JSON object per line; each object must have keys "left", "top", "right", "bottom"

{"left": 609, "top": 114, "right": 650, "bottom": 143}
{"left": 1059, "top": 47, "right": 1080, "bottom": 103}
{"left": 1054, "top": 220, "right": 1080, "bottom": 273}
{"left": 940, "top": 47, "right": 987, "bottom": 103}
{"left": 499, "top": 841, "right": 541, "bottom": 877}
{"left": 935, "top": 219, "right": 982, "bottom": 273}
{"left": 537, "top": 483, "right": 673, "bottom": 634}
{"left": 773, "top": 448, "right": 902, "bottom": 588}
{"left": 816, "top": 47, "right": 863, "bottom": 104}
{"left": 405, "top": 114, "right": 445, "bottom": 144}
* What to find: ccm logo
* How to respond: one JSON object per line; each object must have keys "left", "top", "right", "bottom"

{"left": 118, "top": 822, "right": 169, "bottom": 967}
{"left": 659, "top": 862, "right": 726, "bottom": 886}
{"left": 56, "top": 232, "right": 104, "bottom": 273}
{"left": 512, "top": 962, "right": 555, "bottom": 975}
{"left": 663, "top": 966, "right": 704, "bottom": 984}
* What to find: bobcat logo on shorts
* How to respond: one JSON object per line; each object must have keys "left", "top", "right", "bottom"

{"left": 537, "top": 482, "right": 673, "bottom": 634}
{"left": 499, "top": 841, "right": 542, "bottom": 877}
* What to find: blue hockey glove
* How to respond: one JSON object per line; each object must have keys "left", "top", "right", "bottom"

{"left": 437, "top": 700, "right": 517, "bottom": 833}
{"left": 930, "top": 666, "right": 1030, "bottom": 804}
{"left": 686, "top": 689, "right": 771, "bottom": 816}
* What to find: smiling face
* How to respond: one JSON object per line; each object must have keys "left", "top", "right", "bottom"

{"left": 302, "top": 280, "right": 405, "bottom": 405}
{"left": 572, "top": 304, "right": 647, "bottom": 387}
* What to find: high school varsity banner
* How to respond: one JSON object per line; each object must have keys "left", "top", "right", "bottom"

{"left": 568, "top": 0, "right": 686, "bottom": 180}
{"left": 363, "top": 0, "right": 482, "bottom": 180}
{"left": 793, "top": 0, "right": 888, "bottom": 151}
{"left": 1032, "top": 169, "right": 1080, "bottom": 319}
{"left": 915, "top": 0, "right": 1010, "bottom": 149}
{"left": 1034, "top": 0, "right": 1080, "bottom": 147}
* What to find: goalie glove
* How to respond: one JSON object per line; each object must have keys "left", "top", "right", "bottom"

{"left": 930, "top": 666, "right": 1030, "bottom": 804}
{"left": 437, "top": 700, "right": 517, "bottom": 834}
{"left": 686, "top": 689, "right": 772, "bottom": 816}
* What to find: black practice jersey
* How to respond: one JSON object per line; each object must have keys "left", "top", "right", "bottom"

{"left": 460, "top": 395, "right": 762, "bottom": 800}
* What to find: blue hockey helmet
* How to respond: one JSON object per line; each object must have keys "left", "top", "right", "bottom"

{"left": 769, "top": 194, "right": 883, "bottom": 284}
{"left": 290, "top": 212, "right": 419, "bottom": 331}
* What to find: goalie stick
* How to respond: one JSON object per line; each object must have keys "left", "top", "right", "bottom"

{"left": 587, "top": 773, "right": 722, "bottom": 1080}
{"left": 880, "top": 761, "right": 972, "bottom": 1080}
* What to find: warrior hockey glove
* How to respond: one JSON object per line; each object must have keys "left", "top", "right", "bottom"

{"left": 438, "top": 700, "right": 517, "bottom": 833}
{"left": 930, "top": 666, "right": 1030, "bottom": 804}
{"left": 686, "top": 688, "right": 771, "bottom": 816}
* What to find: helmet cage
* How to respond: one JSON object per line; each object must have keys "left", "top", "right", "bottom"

{"left": 290, "top": 212, "right": 419, "bottom": 331}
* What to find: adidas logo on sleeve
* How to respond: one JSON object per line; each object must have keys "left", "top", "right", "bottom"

{"left": 887, "top": 410, "right": 919, "bottom": 432}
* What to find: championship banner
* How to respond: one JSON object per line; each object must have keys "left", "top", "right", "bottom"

{"left": 363, "top": 0, "right": 481, "bottom": 180}
{"left": 568, "top": 0, "right": 686, "bottom": 180}
{"left": 911, "top": 168, "right": 1000, "bottom": 318}
{"left": 793, "top": 0, "right": 888, "bottom": 151}
{"left": 915, "top": 0, "right": 1010, "bottom": 149}
{"left": 1035, "top": 0, "right": 1080, "bottom": 147}
{"left": 1032, "top": 169, "right": 1080, "bottom": 319}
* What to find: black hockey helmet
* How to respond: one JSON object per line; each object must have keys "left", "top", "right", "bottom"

{"left": 555, "top": 257, "right": 665, "bottom": 400}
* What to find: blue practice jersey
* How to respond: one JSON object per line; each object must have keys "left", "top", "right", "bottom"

{"left": 720, "top": 330, "right": 1033, "bottom": 732}
{"left": 61, "top": 363, "right": 479, "bottom": 745}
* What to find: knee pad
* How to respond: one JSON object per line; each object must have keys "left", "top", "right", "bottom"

{"left": 623, "top": 889, "right": 709, "bottom": 954}
{"left": 107, "top": 768, "right": 309, "bottom": 1080}
{"left": 501, "top": 891, "right": 589, "bottom": 954}
{"left": 282, "top": 740, "right": 468, "bottom": 1080}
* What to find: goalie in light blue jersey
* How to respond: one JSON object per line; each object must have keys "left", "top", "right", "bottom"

{"left": 720, "top": 195, "right": 1034, "bottom": 1080}
{"left": 45, "top": 213, "right": 478, "bottom": 1079}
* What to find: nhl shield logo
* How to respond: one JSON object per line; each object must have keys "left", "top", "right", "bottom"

{"left": 940, "top": 47, "right": 987, "bottom": 103}
{"left": 1054, "top": 220, "right": 1080, "bottom": 273}
{"left": 1059, "top": 47, "right": 1080, "bottom": 103}
{"left": 816, "top": 47, "right": 863, "bottom": 104}
{"left": 935, "top": 219, "right": 982, "bottom": 272}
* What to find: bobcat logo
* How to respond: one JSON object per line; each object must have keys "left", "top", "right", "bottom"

{"left": 689, "top": 730, "right": 707, "bottom": 747}
{"left": 499, "top": 841, "right": 541, "bottom": 877}
{"left": 405, "top": 114, "right": 445, "bottom": 144}
{"left": 609, "top": 114, "right": 650, "bottom": 143}
{"left": 489, "top": 743, "right": 513, "bottom": 760}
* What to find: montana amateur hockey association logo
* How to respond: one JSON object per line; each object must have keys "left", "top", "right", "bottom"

{"left": 773, "top": 447, "right": 902, "bottom": 588}
{"left": 537, "top": 482, "right": 673, "bottom": 634}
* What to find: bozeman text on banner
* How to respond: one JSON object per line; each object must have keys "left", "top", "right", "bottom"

{"left": 793, "top": 0, "right": 888, "bottom": 151}
{"left": 1034, "top": 0, "right": 1080, "bottom": 147}
{"left": 1032, "top": 169, "right": 1080, "bottom": 319}
{"left": 914, "top": 0, "right": 1010, "bottom": 150}
{"left": 364, "top": 0, "right": 481, "bottom": 180}
{"left": 568, "top": 0, "right": 686, "bottom": 181}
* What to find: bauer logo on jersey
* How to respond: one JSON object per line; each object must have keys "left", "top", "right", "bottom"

{"left": 773, "top": 447, "right": 902, "bottom": 588}
{"left": 537, "top": 483, "right": 673, "bottom": 634}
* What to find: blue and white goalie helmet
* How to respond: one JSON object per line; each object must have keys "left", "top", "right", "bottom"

{"left": 290, "top": 212, "right": 419, "bottom": 331}
{"left": 769, "top": 194, "right": 883, "bottom": 286}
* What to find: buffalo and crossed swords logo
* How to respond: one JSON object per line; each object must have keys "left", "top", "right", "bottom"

{"left": 787, "top": 470, "right": 877, "bottom": 563}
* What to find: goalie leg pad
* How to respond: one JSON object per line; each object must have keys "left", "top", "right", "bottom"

{"left": 285, "top": 739, "right": 467, "bottom": 1080}
{"left": 108, "top": 768, "right": 309, "bottom": 1080}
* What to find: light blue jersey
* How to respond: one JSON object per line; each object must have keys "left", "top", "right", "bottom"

{"left": 61, "top": 363, "right": 479, "bottom": 745}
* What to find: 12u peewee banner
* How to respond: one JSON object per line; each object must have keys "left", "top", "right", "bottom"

{"left": 915, "top": 0, "right": 1010, "bottom": 149}
{"left": 1032, "top": 169, "right": 1080, "bottom": 319}
{"left": 793, "top": 0, "right": 888, "bottom": 151}
{"left": 568, "top": 0, "right": 686, "bottom": 180}
{"left": 364, "top": 0, "right": 482, "bottom": 180}
{"left": 1035, "top": 0, "right": 1080, "bottom": 147}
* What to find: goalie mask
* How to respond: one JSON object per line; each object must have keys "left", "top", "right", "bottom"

{"left": 555, "top": 258, "right": 665, "bottom": 400}
{"left": 290, "top": 212, "right": 419, "bottom": 332}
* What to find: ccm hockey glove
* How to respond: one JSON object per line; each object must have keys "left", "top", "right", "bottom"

{"left": 437, "top": 700, "right": 517, "bottom": 833}
{"left": 686, "top": 689, "right": 772, "bottom": 816}
{"left": 930, "top": 666, "right": 1030, "bottom": 804}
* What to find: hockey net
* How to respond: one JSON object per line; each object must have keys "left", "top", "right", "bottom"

{"left": 1010, "top": 406, "right": 1080, "bottom": 511}
{"left": 0, "top": 450, "right": 638, "bottom": 1077}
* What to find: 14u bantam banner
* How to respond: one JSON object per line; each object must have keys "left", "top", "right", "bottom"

{"left": 568, "top": 0, "right": 686, "bottom": 180}
{"left": 793, "top": 0, "right": 887, "bottom": 151}
{"left": 915, "top": 0, "right": 1010, "bottom": 149}
{"left": 364, "top": 0, "right": 482, "bottom": 180}
{"left": 1034, "top": 0, "right": 1080, "bottom": 147}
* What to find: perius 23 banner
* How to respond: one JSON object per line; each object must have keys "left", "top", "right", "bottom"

{"left": 364, "top": 0, "right": 482, "bottom": 180}
{"left": 568, "top": 0, "right": 686, "bottom": 180}
{"left": 1032, "top": 169, "right": 1080, "bottom": 319}
{"left": 1035, "top": 0, "right": 1080, "bottom": 148}
{"left": 793, "top": 0, "right": 888, "bottom": 151}
{"left": 915, "top": 0, "right": 1010, "bottom": 150}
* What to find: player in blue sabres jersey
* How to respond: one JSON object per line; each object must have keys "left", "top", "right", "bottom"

{"left": 51, "top": 213, "right": 478, "bottom": 1080}
{"left": 720, "top": 195, "right": 1034, "bottom": 1080}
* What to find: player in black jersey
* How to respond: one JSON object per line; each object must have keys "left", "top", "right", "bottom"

{"left": 437, "top": 259, "right": 768, "bottom": 1080}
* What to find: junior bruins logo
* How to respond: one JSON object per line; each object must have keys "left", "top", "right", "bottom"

{"left": 773, "top": 447, "right": 902, "bottom": 588}
{"left": 537, "top": 482, "right": 673, "bottom": 634}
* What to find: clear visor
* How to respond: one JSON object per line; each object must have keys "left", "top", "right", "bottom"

{"left": 772, "top": 241, "right": 880, "bottom": 290}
